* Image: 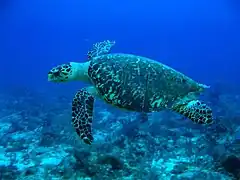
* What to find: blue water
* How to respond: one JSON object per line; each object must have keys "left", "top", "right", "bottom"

{"left": 0, "top": 0, "right": 240, "bottom": 179}
{"left": 0, "top": 0, "right": 239, "bottom": 88}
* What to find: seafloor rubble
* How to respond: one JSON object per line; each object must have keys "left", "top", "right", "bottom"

{"left": 0, "top": 84, "right": 239, "bottom": 180}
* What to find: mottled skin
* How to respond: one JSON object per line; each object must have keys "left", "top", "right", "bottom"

{"left": 47, "top": 62, "right": 90, "bottom": 83}
{"left": 72, "top": 89, "right": 94, "bottom": 144}
{"left": 48, "top": 41, "right": 213, "bottom": 145}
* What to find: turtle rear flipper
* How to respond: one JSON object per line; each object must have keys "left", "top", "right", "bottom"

{"left": 72, "top": 88, "right": 94, "bottom": 145}
{"left": 87, "top": 40, "right": 115, "bottom": 60}
{"left": 172, "top": 100, "right": 213, "bottom": 124}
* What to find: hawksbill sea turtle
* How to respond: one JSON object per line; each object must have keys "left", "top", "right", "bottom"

{"left": 48, "top": 40, "right": 213, "bottom": 145}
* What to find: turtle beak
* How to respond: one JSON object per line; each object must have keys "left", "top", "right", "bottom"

{"left": 48, "top": 70, "right": 64, "bottom": 82}
{"left": 48, "top": 71, "right": 59, "bottom": 82}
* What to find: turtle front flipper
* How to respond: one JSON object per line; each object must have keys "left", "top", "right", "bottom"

{"left": 72, "top": 88, "right": 94, "bottom": 145}
{"left": 87, "top": 40, "right": 115, "bottom": 60}
{"left": 172, "top": 100, "right": 213, "bottom": 124}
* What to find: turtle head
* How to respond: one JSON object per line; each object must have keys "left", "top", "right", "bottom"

{"left": 48, "top": 62, "right": 90, "bottom": 83}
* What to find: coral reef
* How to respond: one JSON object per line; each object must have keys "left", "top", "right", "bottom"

{"left": 0, "top": 84, "right": 239, "bottom": 179}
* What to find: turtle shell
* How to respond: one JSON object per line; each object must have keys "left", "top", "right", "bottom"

{"left": 88, "top": 53, "right": 204, "bottom": 112}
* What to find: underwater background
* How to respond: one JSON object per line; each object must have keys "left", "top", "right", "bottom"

{"left": 0, "top": 0, "right": 240, "bottom": 179}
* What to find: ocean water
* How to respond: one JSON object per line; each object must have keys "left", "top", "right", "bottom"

{"left": 0, "top": 0, "right": 240, "bottom": 179}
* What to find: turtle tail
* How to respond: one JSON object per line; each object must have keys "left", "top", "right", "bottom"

{"left": 199, "top": 83, "right": 210, "bottom": 91}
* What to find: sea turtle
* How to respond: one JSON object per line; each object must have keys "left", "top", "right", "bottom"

{"left": 48, "top": 40, "right": 213, "bottom": 145}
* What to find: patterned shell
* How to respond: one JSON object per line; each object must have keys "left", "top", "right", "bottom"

{"left": 88, "top": 53, "right": 203, "bottom": 113}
